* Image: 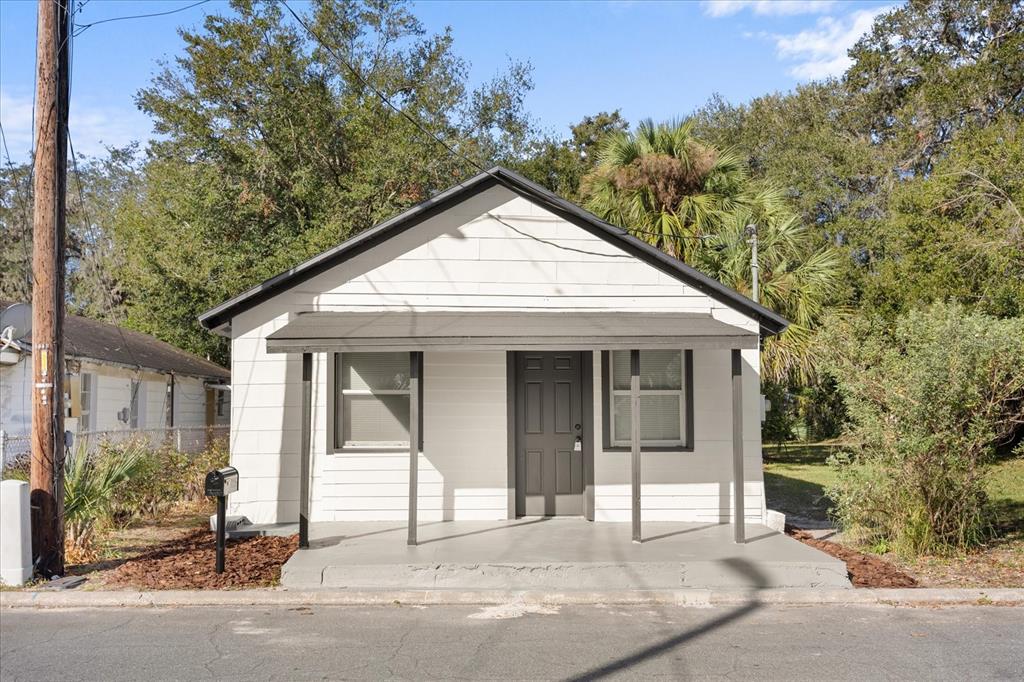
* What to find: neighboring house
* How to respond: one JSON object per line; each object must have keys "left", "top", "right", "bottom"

{"left": 0, "top": 302, "right": 230, "bottom": 462}
{"left": 199, "top": 167, "right": 788, "bottom": 544}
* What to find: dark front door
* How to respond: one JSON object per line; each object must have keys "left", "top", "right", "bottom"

{"left": 515, "top": 352, "right": 584, "bottom": 516}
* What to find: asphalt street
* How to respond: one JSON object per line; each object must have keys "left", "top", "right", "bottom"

{"left": 1, "top": 603, "right": 1021, "bottom": 680}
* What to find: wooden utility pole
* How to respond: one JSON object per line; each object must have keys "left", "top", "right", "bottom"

{"left": 30, "top": 0, "right": 70, "bottom": 577}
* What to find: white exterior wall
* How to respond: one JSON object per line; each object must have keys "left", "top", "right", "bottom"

{"left": 172, "top": 377, "right": 208, "bottom": 429}
{"left": 142, "top": 379, "right": 168, "bottom": 430}
{"left": 77, "top": 364, "right": 154, "bottom": 433}
{"left": 0, "top": 356, "right": 32, "bottom": 441}
{"left": 228, "top": 185, "right": 764, "bottom": 524}
{"left": 592, "top": 348, "right": 765, "bottom": 523}
{"left": 314, "top": 351, "right": 507, "bottom": 521}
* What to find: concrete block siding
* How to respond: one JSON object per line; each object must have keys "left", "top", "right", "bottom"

{"left": 227, "top": 185, "right": 766, "bottom": 524}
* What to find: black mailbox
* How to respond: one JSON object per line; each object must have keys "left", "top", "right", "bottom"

{"left": 205, "top": 466, "right": 239, "bottom": 497}
{"left": 206, "top": 466, "right": 239, "bottom": 574}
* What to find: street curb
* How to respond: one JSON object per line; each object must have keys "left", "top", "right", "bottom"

{"left": 2, "top": 588, "right": 1021, "bottom": 609}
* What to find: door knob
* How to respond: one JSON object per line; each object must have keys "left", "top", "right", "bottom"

{"left": 574, "top": 423, "right": 581, "bottom": 432}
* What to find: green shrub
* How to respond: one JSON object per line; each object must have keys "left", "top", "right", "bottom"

{"left": 1, "top": 456, "right": 29, "bottom": 481}
{"left": 820, "top": 302, "right": 1024, "bottom": 556}
{"left": 111, "top": 437, "right": 229, "bottom": 523}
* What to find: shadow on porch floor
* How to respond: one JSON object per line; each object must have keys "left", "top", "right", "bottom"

{"left": 280, "top": 519, "right": 851, "bottom": 590}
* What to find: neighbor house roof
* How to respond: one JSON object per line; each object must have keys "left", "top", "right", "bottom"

{"left": 1, "top": 301, "right": 229, "bottom": 380}
{"left": 198, "top": 167, "right": 789, "bottom": 337}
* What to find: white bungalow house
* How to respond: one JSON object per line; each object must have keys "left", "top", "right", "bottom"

{"left": 1, "top": 302, "right": 230, "bottom": 463}
{"left": 199, "top": 167, "right": 788, "bottom": 547}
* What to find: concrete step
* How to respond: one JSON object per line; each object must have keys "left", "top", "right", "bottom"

{"left": 226, "top": 522, "right": 299, "bottom": 539}
{"left": 282, "top": 560, "right": 851, "bottom": 591}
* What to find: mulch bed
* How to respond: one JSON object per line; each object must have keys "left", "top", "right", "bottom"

{"left": 105, "top": 530, "right": 298, "bottom": 590}
{"left": 787, "top": 527, "right": 918, "bottom": 588}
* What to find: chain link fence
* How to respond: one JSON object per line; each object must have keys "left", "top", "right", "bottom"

{"left": 0, "top": 425, "right": 229, "bottom": 472}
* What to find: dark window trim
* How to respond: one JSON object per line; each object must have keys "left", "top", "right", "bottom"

{"left": 600, "top": 350, "right": 694, "bottom": 453}
{"left": 327, "top": 351, "right": 423, "bottom": 454}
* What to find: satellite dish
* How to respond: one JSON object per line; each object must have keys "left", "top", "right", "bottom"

{"left": 0, "top": 303, "right": 32, "bottom": 341}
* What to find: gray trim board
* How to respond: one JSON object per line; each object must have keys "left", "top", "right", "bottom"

{"left": 407, "top": 351, "right": 421, "bottom": 546}
{"left": 601, "top": 350, "right": 694, "bottom": 453}
{"left": 199, "top": 167, "right": 789, "bottom": 337}
{"left": 581, "top": 351, "right": 595, "bottom": 522}
{"left": 506, "top": 351, "right": 516, "bottom": 520}
{"left": 270, "top": 337, "right": 756, "bottom": 353}
{"left": 630, "top": 349, "right": 641, "bottom": 543}
{"left": 731, "top": 348, "right": 745, "bottom": 544}
{"left": 264, "top": 311, "right": 760, "bottom": 354}
{"left": 299, "top": 353, "right": 312, "bottom": 549}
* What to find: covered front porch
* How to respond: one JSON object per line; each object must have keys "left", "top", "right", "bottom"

{"left": 280, "top": 518, "right": 851, "bottom": 590}
{"left": 266, "top": 310, "right": 761, "bottom": 548}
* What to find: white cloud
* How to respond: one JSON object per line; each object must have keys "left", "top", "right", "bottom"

{"left": 773, "top": 6, "right": 891, "bottom": 79}
{"left": 702, "top": 1, "right": 837, "bottom": 18}
{"left": 0, "top": 90, "right": 34, "bottom": 161}
{"left": 0, "top": 89, "right": 151, "bottom": 163}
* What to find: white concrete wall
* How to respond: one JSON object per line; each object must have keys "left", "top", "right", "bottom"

{"left": 228, "top": 185, "right": 763, "bottom": 524}
{"left": 592, "top": 349, "right": 766, "bottom": 523}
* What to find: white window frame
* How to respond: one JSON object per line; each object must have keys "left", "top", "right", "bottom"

{"left": 333, "top": 352, "right": 414, "bottom": 451}
{"left": 80, "top": 373, "right": 93, "bottom": 432}
{"left": 608, "top": 350, "right": 688, "bottom": 449}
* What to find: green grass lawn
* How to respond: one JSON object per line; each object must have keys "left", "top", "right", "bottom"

{"left": 986, "top": 456, "right": 1024, "bottom": 535}
{"left": 762, "top": 444, "right": 1024, "bottom": 533}
{"left": 762, "top": 444, "right": 842, "bottom": 528}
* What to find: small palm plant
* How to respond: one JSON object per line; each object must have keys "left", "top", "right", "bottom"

{"left": 64, "top": 440, "right": 149, "bottom": 557}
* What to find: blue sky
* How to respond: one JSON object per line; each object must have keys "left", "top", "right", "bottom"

{"left": 0, "top": 0, "right": 893, "bottom": 162}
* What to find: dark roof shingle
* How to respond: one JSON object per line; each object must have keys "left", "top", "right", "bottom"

{"left": 1, "top": 301, "right": 229, "bottom": 380}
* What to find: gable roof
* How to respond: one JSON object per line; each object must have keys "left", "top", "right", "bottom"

{"left": 2, "top": 301, "right": 229, "bottom": 380}
{"left": 198, "top": 167, "right": 789, "bottom": 336}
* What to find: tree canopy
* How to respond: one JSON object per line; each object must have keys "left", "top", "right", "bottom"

{"left": 0, "top": 0, "right": 1020, "bottom": 394}
{"left": 108, "top": 0, "right": 535, "bottom": 363}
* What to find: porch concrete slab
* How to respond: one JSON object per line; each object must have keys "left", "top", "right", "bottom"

{"left": 281, "top": 519, "right": 851, "bottom": 591}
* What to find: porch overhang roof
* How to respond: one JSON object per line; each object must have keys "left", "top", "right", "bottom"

{"left": 265, "top": 311, "right": 759, "bottom": 353}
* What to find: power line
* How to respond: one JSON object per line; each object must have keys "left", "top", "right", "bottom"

{"left": 66, "top": 2, "right": 145, "bottom": 405}
{"left": 72, "top": 0, "right": 211, "bottom": 37}
{"left": 278, "top": 1, "right": 715, "bottom": 253}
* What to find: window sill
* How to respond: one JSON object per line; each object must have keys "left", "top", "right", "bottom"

{"left": 331, "top": 446, "right": 415, "bottom": 454}
{"left": 602, "top": 445, "right": 693, "bottom": 453}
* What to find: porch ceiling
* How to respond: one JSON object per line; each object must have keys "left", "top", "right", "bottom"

{"left": 265, "top": 310, "right": 758, "bottom": 353}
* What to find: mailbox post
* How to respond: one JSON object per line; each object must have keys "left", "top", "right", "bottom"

{"left": 204, "top": 467, "right": 238, "bottom": 574}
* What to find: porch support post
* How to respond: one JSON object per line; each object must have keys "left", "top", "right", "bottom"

{"left": 299, "top": 352, "right": 312, "bottom": 549}
{"left": 407, "top": 351, "right": 421, "bottom": 546}
{"left": 731, "top": 349, "right": 745, "bottom": 544}
{"left": 630, "top": 349, "right": 641, "bottom": 543}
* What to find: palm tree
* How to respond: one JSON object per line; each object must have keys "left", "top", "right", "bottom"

{"left": 583, "top": 119, "right": 842, "bottom": 384}
{"left": 584, "top": 118, "right": 749, "bottom": 262}
{"left": 693, "top": 196, "right": 844, "bottom": 383}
